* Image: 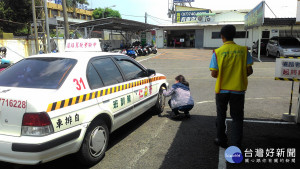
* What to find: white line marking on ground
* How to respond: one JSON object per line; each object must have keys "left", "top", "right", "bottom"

{"left": 196, "top": 97, "right": 291, "bottom": 105}
{"left": 218, "top": 147, "right": 227, "bottom": 169}
{"left": 127, "top": 119, "right": 168, "bottom": 168}
{"left": 226, "top": 118, "right": 294, "bottom": 124}
{"left": 196, "top": 100, "right": 215, "bottom": 104}
{"left": 138, "top": 52, "right": 165, "bottom": 63}
{"left": 127, "top": 147, "right": 150, "bottom": 169}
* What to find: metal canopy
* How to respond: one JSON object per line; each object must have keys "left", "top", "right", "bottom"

{"left": 263, "top": 18, "right": 296, "bottom": 26}
{"left": 70, "top": 17, "right": 158, "bottom": 32}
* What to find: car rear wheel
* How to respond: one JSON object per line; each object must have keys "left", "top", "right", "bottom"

{"left": 77, "top": 119, "right": 109, "bottom": 167}
{"left": 266, "top": 50, "right": 270, "bottom": 57}
{"left": 277, "top": 52, "right": 281, "bottom": 58}
{"left": 151, "top": 86, "right": 166, "bottom": 115}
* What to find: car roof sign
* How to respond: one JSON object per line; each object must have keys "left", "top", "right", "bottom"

{"left": 65, "top": 39, "right": 102, "bottom": 52}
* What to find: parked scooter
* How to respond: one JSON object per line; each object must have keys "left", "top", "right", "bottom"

{"left": 103, "top": 42, "right": 112, "bottom": 52}
{"left": 150, "top": 45, "right": 157, "bottom": 54}
{"left": 126, "top": 47, "right": 137, "bottom": 59}
{"left": 0, "top": 47, "right": 11, "bottom": 72}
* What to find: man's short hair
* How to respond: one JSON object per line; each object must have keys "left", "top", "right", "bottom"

{"left": 220, "top": 25, "right": 236, "bottom": 41}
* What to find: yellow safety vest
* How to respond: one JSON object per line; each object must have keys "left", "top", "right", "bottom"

{"left": 213, "top": 41, "right": 249, "bottom": 93}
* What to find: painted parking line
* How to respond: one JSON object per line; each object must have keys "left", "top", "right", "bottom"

{"left": 218, "top": 147, "right": 227, "bottom": 169}
{"left": 137, "top": 52, "right": 166, "bottom": 63}
{"left": 226, "top": 118, "right": 295, "bottom": 125}
{"left": 196, "top": 97, "right": 297, "bottom": 105}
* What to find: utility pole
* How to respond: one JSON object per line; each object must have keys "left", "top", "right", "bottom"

{"left": 62, "top": 0, "right": 70, "bottom": 43}
{"left": 145, "top": 12, "right": 147, "bottom": 24}
{"left": 31, "top": 0, "right": 39, "bottom": 54}
{"left": 44, "top": 0, "right": 51, "bottom": 53}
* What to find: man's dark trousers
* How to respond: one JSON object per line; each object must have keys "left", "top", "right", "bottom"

{"left": 216, "top": 93, "right": 245, "bottom": 146}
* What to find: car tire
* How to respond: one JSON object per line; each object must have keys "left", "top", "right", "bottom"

{"left": 151, "top": 86, "right": 166, "bottom": 115}
{"left": 266, "top": 50, "right": 270, "bottom": 57}
{"left": 277, "top": 52, "right": 281, "bottom": 58}
{"left": 77, "top": 119, "right": 109, "bottom": 167}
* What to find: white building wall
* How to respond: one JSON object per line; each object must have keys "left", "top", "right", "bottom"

{"left": 214, "top": 12, "right": 246, "bottom": 22}
{"left": 203, "top": 24, "right": 252, "bottom": 48}
{"left": 156, "top": 29, "right": 164, "bottom": 48}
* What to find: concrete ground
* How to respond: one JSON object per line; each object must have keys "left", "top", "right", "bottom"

{"left": 1, "top": 48, "right": 300, "bottom": 169}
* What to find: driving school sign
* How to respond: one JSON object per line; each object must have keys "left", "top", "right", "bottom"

{"left": 176, "top": 10, "right": 210, "bottom": 23}
{"left": 275, "top": 58, "right": 300, "bottom": 81}
{"left": 244, "top": 1, "right": 265, "bottom": 30}
{"left": 174, "top": 0, "right": 195, "bottom": 3}
{"left": 65, "top": 39, "right": 102, "bottom": 52}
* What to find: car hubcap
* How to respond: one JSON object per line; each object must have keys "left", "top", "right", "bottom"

{"left": 89, "top": 126, "right": 107, "bottom": 157}
{"left": 158, "top": 90, "right": 165, "bottom": 110}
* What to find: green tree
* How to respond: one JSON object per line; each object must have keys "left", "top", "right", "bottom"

{"left": 0, "top": 0, "right": 32, "bottom": 35}
{"left": 66, "top": 0, "right": 89, "bottom": 19}
{"left": 92, "top": 7, "right": 121, "bottom": 19}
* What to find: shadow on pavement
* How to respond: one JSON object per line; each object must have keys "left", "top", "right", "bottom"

{"left": 227, "top": 120, "right": 300, "bottom": 169}
{"left": 159, "top": 115, "right": 219, "bottom": 169}
{"left": 0, "top": 110, "right": 155, "bottom": 169}
{"left": 252, "top": 53, "right": 276, "bottom": 62}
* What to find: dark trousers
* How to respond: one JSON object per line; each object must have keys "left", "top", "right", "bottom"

{"left": 168, "top": 99, "right": 193, "bottom": 115}
{"left": 216, "top": 93, "right": 245, "bottom": 146}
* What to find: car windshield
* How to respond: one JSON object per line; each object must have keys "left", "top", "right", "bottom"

{"left": 279, "top": 38, "right": 300, "bottom": 46}
{"left": 0, "top": 58, "right": 77, "bottom": 89}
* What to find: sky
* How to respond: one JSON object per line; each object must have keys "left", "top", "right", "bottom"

{"left": 87, "top": 0, "right": 298, "bottom": 25}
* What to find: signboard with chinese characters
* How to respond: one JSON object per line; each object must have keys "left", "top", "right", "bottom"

{"left": 275, "top": 58, "right": 300, "bottom": 81}
{"left": 296, "top": 0, "right": 300, "bottom": 24}
{"left": 176, "top": 10, "right": 210, "bottom": 23}
{"left": 244, "top": 1, "right": 265, "bottom": 30}
{"left": 65, "top": 39, "right": 102, "bottom": 52}
{"left": 174, "top": 0, "right": 195, "bottom": 3}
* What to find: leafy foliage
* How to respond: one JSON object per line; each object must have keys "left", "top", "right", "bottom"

{"left": 0, "top": 0, "right": 32, "bottom": 35}
{"left": 93, "top": 7, "right": 121, "bottom": 19}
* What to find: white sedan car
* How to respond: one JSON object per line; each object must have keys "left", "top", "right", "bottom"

{"left": 0, "top": 40, "right": 167, "bottom": 166}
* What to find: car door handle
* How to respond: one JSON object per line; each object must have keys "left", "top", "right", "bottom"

{"left": 103, "top": 99, "right": 110, "bottom": 103}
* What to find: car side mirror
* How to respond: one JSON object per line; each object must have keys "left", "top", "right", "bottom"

{"left": 146, "top": 69, "right": 156, "bottom": 76}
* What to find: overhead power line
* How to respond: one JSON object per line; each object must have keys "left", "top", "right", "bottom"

{"left": 121, "top": 14, "right": 144, "bottom": 18}
{"left": 149, "top": 17, "right": 162, "bottom": 24}
{"left": 147, "top": 14, "right": 172, "bottom": 22}
{"left": 0, "top": 18, "right": 27, "bottom": 25}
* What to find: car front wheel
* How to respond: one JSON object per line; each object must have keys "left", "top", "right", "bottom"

{"left": 151, "top": 86, "right": 166, "bottom": 115}
{"left": 77, "top": 119, "right": 109, "bottom": 167}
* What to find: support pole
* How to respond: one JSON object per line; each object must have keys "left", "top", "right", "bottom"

{"left": 56, "top": 25, "right": 59, "bottom": 52}
{"left": 296, "top": 83, "right": 300, "bottom": 123}
{"left": 31, "top": 0, "right": 39, "bottom": 54}
{"left": 289, "top": 81, "right": 295, "bottom": 115}
{"left": 44, "top": 0, "right": 51, "bottom": 53}
{"left": 62, "top": 0, "right": 70, "bottom": 44}
{"left": 84, "top": 27, "right": 88, "bottom": 38}
{"left": 258, "top": 26, "right": 262, "bottom": 62}
{"left": 145, "top": 12, "right": 147, "bottom": 24}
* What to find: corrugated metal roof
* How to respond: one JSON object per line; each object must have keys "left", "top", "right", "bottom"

{"left": 263, "top": 18, "right": 296, "bottom": 26}
{"left": 70, "top": 17, "right": 157, "bottom": 32}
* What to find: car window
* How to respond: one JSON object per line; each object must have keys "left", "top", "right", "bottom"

{"left": 86, "top": 63, "right": 104, "bottom": 89}
{"left": 279, "top": 38, "right": 300, "bottom": 46}
{"left": 0, "top": 58, "right": 76, "bottom": 89}
{"left": 92, "top": 58, "right": 123, "bottom": 86}
{"left": 116, "top": 59, "right": 146, "bottom": 80}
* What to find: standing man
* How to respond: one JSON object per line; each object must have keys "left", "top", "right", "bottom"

{"left": 209, "top": 25, "right": 253, "bottom": 148}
